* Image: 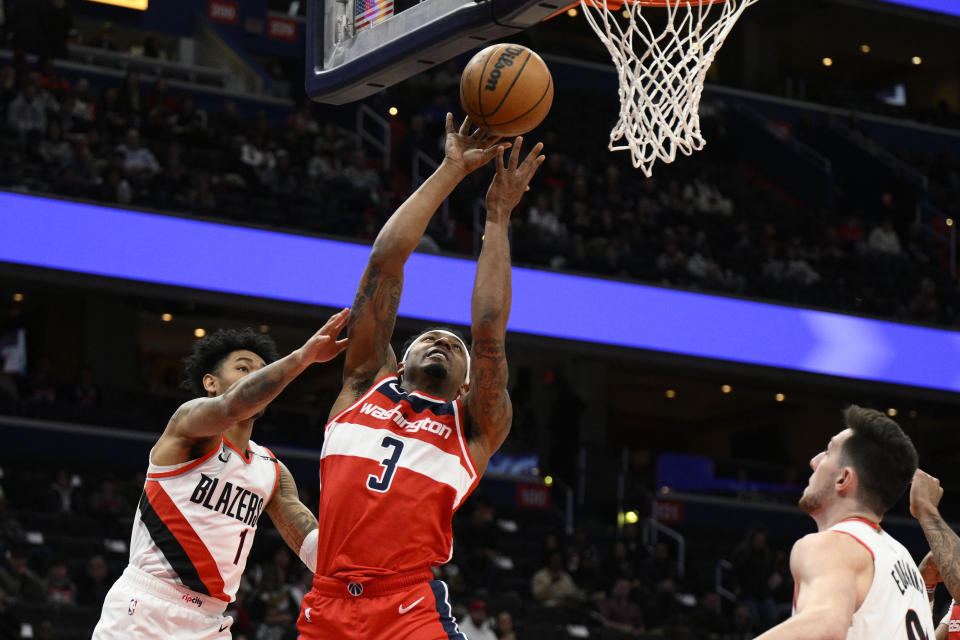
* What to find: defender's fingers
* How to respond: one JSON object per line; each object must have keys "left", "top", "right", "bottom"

{"left": 445, "top": 112, "right": 456, "bottom": 135}
{"left": 495, "top": 145, "right": 506, "bottom": 173}
{"left": 509, "top": 137, "right": 523, "bottom": 169}
{"left": 459, "top": 116, "right": 472, "bottom": 136}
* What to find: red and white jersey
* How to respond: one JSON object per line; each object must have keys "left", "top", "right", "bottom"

{"left": 940, "top": 600, "right": 960, "bottom": 638}
{"left": 128, "top": 437, "right": 279, "bottom": 603}
{"left": 314, "top": 375, "right": 479, "bottom": 581}
{"left": 797, "top": 519, "right": 937, "bottom": 640}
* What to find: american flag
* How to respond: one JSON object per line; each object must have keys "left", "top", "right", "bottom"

{"left": 354, "top": 0, "right": 394, "bottom": 31}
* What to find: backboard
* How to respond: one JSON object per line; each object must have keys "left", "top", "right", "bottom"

{"left": 306, "top": 0, "right": 562, "bottom": 104}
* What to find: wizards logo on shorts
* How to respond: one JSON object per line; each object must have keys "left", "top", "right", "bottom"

{"left": 128, "top": 598, "right": 138, "bottom": 615}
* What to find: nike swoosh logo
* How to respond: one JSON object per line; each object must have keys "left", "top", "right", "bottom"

{"left": 219, "top": 623, "right": 229, "bottom": 632}
{"left": 218, "top": 452, "right": 229, "bottom": 463}
{"left": 398, "top": 596, "right": 424, "bottom": 615}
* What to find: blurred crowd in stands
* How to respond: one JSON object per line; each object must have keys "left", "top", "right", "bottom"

{"left": 1, "top": 50, "right": 959, "bottom": 327}
{"left": 0, "top": 453, "right": 798, "bottom": 639}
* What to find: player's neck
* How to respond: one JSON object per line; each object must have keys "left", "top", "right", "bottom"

{"left": 402, "top": 374, "right": 458, "bottom": 401}
{"left": 223, "top": 421, "right": 255, "bottom": 456}
{"left": 813, "top": 499, "right": 881, "bottom": 532}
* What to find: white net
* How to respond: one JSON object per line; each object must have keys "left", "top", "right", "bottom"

{"left": 580, "top": 0, "right": 759, "bottom": 177}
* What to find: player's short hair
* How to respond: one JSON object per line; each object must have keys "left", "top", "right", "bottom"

{"left": 182, "top": 328, "right": 279, "bottom": 397}
{"left": 840, "top": 405, "right": 918, "bottom": 515}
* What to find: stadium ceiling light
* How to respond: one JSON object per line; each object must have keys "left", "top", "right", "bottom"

{"left": 12, "top": 293, "right": 23, "bottom": 302}
{"left": 860, "top": 44, "right": 871, "bottom": 53}
{"left": 775, "top": 393, "right": 786, "bottom": 402}
{"left": 194, "top": 328, "right": 206, "bottom": 338}
{"left": 388, "top": 107, "right": 399, "bottom": 116}
{"left": 665, "top": 389, "right": 676, "bottom": 399}
{"left": 946, "top": 218, "right": 953, "bottom": 227}
{"left": 567, "top": 7, "right": 578, "bottom": 17}
{"left": 912, "top": 56, "right": 922, "bottom": 65}
{"left": 161, "top": 313, "right": 173, "bottom": 322}
{"left": 544, "top": 475, "right": 554, "bottom": 486}
{"left": 721, "top": 384, "right": 732, "bottom": 394}
{"left": 887, "top": 408, "right": 898, "bottom": 417}
{"left": 822, "top": 57, "right": 834, "bottom": 67}
{"left": 260, "top": 324, "right": 270, "bottom": 333}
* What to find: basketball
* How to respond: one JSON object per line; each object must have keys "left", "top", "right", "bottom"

{"left": 459, "top": 43, "right": 554, "bottom": 137}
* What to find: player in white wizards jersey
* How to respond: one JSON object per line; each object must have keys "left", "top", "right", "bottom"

{"left": 93, "top": 311, "right": 349, "bottom": 639}
{"left": 756, "top": 405, "right": 935, "bottom": 640}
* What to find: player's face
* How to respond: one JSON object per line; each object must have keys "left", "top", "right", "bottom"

{"left": 799, "top": 429, "right": 852, "bottom": 515}
{"left": 214, "top": 350, "right": 267, "bottom": 395}
{"left": 408, "top": 332, "right": 468, "bottom": 386}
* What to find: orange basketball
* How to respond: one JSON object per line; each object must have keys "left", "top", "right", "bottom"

{"left": 459, "top": 44, "right": 553, "bottom": 137}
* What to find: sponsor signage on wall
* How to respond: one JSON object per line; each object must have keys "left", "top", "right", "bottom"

{"left": 267, "top": 15, "right": 298, "bottom": 41}
{"left": 208, "top": 0, "right": 239, "bottom": 25}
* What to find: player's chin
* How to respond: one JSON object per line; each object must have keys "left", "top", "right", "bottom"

{"left": 423, "top": 362, "right": 448, "bottom": 379}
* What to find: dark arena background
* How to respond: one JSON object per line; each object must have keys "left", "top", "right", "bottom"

{"left": 1, "top": 0, "right": 960, "bottom": 638}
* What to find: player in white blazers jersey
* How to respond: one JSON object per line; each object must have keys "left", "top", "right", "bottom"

{"left": 92, "top": 310, "right": 349, "bottom": 639}
{"left": 910, "top": 469, "right": 960, "bottom": 640}
{"left": 755, "top": 405, "right": 935, "bottom": 640}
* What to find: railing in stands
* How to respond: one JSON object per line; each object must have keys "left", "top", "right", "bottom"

{"left": 67, "top": 43, "right": 233, "bottom": 89}
{"left": 715, "top": 558, "right": 737, "bottom": 603}
{"left": 357, "top": 103, "right": 391, "bottom": 171}
{"left": 642, "top": 518, "right": 686, "bottom": 578}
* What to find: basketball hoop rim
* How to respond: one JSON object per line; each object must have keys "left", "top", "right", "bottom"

{"left": 549, "top": 0, "right": 728, "bottom": 19}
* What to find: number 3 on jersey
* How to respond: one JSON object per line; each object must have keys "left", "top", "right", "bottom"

{"left": 367, "top": 436, "right": 403, "bottom": 492}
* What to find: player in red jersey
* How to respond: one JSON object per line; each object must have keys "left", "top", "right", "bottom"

{"left": 296, "top": 114, "right": 544, "bottom": 640}
{"left": 94, "top": 312, "right": 348, "bottom": 639}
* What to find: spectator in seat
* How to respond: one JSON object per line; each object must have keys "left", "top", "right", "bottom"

{"left": 7, "top": 84, "right": 46, "bottom": 146}
{"left": 46, "top": 469, "right": 77, "bottom": 514}
{"left": 867, "top": 219, "right": 902, "bottom": 256}
{"left": 494, "top": 610, "right": 517, "bottom": 640}
{"left": 117, "top": 129, "right": 159, "bottom": 177}
{"left": 0, "top": 548, "right": 46, "bottom": 602}
{"left": 458, "top": 599, "right": 497, "bottom": 640}
{"left": 599, "top": 578, "right": 645, "bottom": 636}
{"left": 76, "top": 555, "right": 110, "bottom": 608}
{"left": 532, "top": 551, "right": 582, "bottom": 607}
{"left": 45, "top": 558, "right": 75, "bottom": 604}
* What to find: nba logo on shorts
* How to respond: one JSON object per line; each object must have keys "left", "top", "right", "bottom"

{"left": 128, "top": 598, "right": 138, "bottom": 615}
{"left": 347, "top": 582, "right": 363, "bottom": 596}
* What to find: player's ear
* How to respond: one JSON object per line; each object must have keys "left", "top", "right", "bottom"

{"left": 202, "top": 373, "right": 218, "bottom": 396}
{"left": 459, "top": 381, "right": 470, "bottom": 397}
{"left": 397, "top": 361, "right": 405, "bottom": 379}
{"left": 836, "top": 466, "right": 855, "bottom": 495}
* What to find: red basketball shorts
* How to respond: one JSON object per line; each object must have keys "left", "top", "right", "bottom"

{"left": 296, "top": 570, "right": 466, "bottom": 640}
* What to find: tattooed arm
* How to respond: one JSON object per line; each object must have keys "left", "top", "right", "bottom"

{"left": 265, "top": 462, "right": 319, "bottom": 568}
{"left": 463, "top": 139, "right": 545, "bottom": 475}
{"left": 162, "top": 310, "right": 350, "bottom": 443}
{"left": 332, "top": 115, "right": 505, "bottom": 417}
{"left": 911, "top": 470, "right": 960, "bottom": 602}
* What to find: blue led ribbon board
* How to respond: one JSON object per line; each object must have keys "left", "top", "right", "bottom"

{"left": 2, "top": 192, "right": 960, "bottom": 392}
{"left": 878, "top": 0, "right": 960, "bottom": 17}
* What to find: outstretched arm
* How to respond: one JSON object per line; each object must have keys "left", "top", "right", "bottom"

{"left": 167, "top": 309, "right": 349, "bottom": 440}
{"left": 912, "top": 470, "right": 960, "bottom": 602}
{"left": 753, "top": 532, "right": 867, "bottom": 640}
{"left": 463, "top": 138, "right": 545, "bottom": 474}
{"left": 265, "top": 462, "right": 319, "bottom": 571}
{"left": 334, "top": 115, "right": 505, "bottom": 412}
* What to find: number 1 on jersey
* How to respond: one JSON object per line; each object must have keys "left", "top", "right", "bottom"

{"left": 367, "top": 436, "right": 403, "bottom": 492}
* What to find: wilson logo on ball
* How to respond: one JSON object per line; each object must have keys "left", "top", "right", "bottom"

{"left": 484, "top": 46, "right": 526, "bottom": 92}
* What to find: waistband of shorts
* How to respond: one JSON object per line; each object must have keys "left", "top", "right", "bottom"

{"left": 311, "top": 569, "right": 434, "bottom": 598}
{"left": 121, "top": 565, "right": 228, "bottom": 614}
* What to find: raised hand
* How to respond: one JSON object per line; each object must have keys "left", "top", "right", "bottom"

{"left": 299, "top": 308, "right": 350, "bottom": 364}
{"left": 442, "top": 113, "right": 507, "bottom": 177}
{"left": 911, "top": 469, "right": 944, "bottom": 520}
{"left": 485, "top": 136, "right": 545, "bottom": 218}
